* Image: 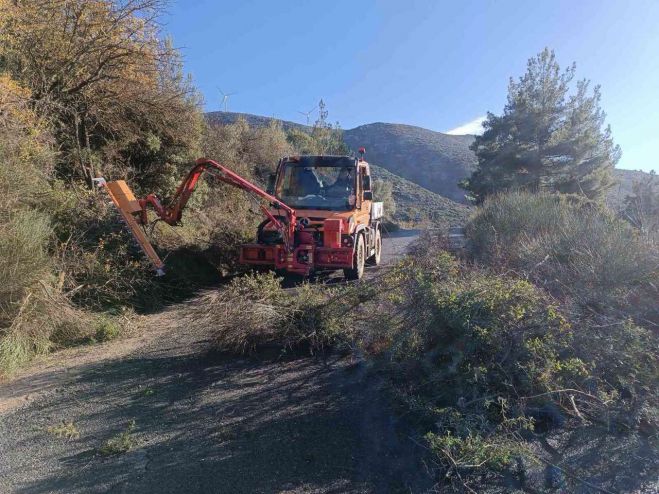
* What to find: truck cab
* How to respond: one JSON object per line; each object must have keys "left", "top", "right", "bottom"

{"left": 240, "top": 153, "right": 383, "bottom": 279}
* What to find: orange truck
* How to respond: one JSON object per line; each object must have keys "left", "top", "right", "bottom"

{"left": 96, "top": 148, "right": 383, "bottom": 280}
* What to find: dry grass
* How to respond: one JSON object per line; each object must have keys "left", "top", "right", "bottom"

{"left": 0, "top": 285, "right": 94, "bottom": 375}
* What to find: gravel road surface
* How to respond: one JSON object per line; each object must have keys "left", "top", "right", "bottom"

{"left": 0, "top": 231, "right": 430, "bottom": 494}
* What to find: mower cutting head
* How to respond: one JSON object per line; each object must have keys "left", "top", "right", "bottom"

{"left": 94, "top": 178, "right": 166, "bottom": 276}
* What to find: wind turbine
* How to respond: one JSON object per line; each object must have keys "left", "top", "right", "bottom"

{"left": 297, "top": 105, "right": 317, "bottom": 126}
{"left": 218, "top": 88, "right": 237, "bottom": 112}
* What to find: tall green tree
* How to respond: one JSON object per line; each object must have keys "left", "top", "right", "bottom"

{"left": 462, "top": 49, "right": 620, "bottom": 203}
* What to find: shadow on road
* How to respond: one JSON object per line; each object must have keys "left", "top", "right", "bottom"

{"left": 1, "top": 347, "right": 430, "bottom": 494}
{"left": 0, "top": 229, "right": 429, "bottom": 493}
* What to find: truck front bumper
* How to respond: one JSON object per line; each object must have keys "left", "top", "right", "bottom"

{"left": 240, "top": 243, "right": 353, "bottom": 274}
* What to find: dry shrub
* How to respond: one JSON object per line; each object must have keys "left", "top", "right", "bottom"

{"left": 0, "top": 73, "right": 121, "bottom": 374}
{"left": 0, "top": 280, "right": 94, "bottom": 375}
{"left": 0, "top": 202, "right": 110, "bottom": 374}
{"left": 52, "top": 189, "right": 166, "bottom": 310}
{"left": 181, "top": 272, "right": 349, "bottom": 353}
{"left": 0, "top": 210, "right": 52, "bottom": 309}
{"left": 467, "top": 191, "right": 659, "bottom": 324}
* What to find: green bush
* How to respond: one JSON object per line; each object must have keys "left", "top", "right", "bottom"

{"left": 94, "top": 316, "right": 122, "bottom": 343}
{"left": 360, "top": 252, "right": 581, "bottom": 396}
{"left": 350, "top": 248, "right": 658, "bottom": 491}
{"left": 463, "top": 193, "right": 658, "bottom": 426}
{"left": 349, "top": 255, "right": 564, "bottom": 480}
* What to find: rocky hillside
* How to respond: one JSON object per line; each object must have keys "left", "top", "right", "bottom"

{"left": 370, "top": 165, "right": 471, "bottom": 227}
{"left": 205, "top": 111, "right": 652, "bottom": 207}
{"left": 344, "top": 123, "right": 476, "bottom": 202}
{"left": 207, "top": 112, "right": 476, "bottom": 203}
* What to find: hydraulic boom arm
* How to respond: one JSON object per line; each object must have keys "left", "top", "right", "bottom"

{"left": 96, "top": 157, "right": 297, "bottom": 274}
{"left": 139, "top": 158, "right": 296, "bottom": 239}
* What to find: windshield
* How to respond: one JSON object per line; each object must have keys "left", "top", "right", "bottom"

{"left": 276, "top": 161, "right": 356, "bottom": 210}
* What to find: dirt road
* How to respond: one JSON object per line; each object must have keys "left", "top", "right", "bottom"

{"left": 0, "top": 231, "right": 429, "bottom": 494}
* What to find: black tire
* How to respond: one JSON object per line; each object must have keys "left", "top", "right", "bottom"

{"left": 366, "top": 228, "right": 382, "bottom": 266}
{"left": 344, "top": 234, "right": 365, "bottom": 280}
{"left": 257, "top": 217, "right": 285, "bottom": 245}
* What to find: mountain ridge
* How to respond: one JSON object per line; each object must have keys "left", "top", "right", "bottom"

{"left": 206, "top": 111, "right": 477, "bottom": 202}
{"left": 205, "top": 111, "right": 652, "bottom": 206}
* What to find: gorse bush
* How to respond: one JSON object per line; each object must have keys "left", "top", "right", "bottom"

{"left": 466, "top": 192, "right": 659, "bottom": 424}
{"left": 358, "top": 252, "right": 583, "bottom": 399}
{"left": 348, "top": 255, "right": 562, "bottom": 486}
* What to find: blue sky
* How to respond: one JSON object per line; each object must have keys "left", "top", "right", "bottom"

{"left": 162, "top": 0, "right": 659, "bottom": 172}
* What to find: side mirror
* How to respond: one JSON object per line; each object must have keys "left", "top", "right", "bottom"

{"left": 363, "top": 191, "right": 373, "bottom": 201}
{"left": 266, "top": 173, "right": 276, "bottom": 195}
{"left": 362, "top": 175, "right": 372, "bottom": 191}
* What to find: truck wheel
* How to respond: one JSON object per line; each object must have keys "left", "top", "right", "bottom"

{"left": 366, "top": 229, "right": 382, "bottom": 266}
{"left": 344, "top": 234, "right": 365, "bottom": 280}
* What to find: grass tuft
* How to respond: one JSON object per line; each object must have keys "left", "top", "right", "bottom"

{"left": 46, "top": 421, "right": 79, "bottom": 440}
{"left": 94, "top": 316, "right": 122, "bottom": 343}
{"left": 99, "top": 420, "right": 137, "bottom": 456}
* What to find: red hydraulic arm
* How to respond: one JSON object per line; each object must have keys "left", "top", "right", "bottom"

{"left": 138, "top": 158, "right": 297, "bottom": 251}
{"left": 95, "top": 158, "right": 298, "bottom": 275}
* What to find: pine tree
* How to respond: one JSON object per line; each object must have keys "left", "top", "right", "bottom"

{"left": 462, "top": 49, "right": 620, "bottom": 203}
